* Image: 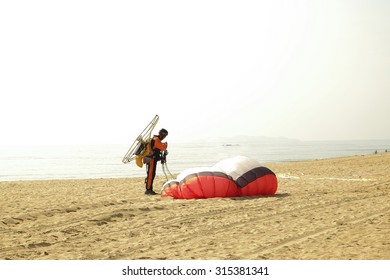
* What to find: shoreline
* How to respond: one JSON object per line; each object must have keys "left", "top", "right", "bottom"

{"left": 1, "top": 153, "right": 389, "bottom": 260}
{"left": 1, "top": 151, "right": 388, "bottom": 183}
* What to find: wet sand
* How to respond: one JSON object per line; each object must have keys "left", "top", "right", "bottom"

{"left": 1, "top": 153, "right": 389, "bottom": 260}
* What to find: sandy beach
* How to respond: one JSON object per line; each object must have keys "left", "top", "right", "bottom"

{"left": 1, "top": 153, "right": 389, "bottom": 260}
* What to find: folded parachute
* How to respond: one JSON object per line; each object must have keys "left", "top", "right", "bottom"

{"left": 161, "top": 156, "right": 277, "bottom": 199}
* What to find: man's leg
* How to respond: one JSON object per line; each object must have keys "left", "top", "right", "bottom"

{"left": 145, "top": 158, "right": 157, "bottom": 194}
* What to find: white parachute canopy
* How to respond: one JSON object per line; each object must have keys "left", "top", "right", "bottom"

{"left": 213, "top": 156, "right": 261, "bottom": 180}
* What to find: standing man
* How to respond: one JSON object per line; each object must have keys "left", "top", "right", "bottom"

{"left": 144, "top": 128, "right": 168, "bottom": 195}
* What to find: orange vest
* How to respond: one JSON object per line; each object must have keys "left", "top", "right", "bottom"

{"left": 151, "top": 135, "right": 168, "bottom": 154}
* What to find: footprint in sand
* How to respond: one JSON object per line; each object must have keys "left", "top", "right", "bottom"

{"left": 88, "top": 212, "right": 125, "bottom": 226}
{"left": 27, "top": 242, "right": 52, "bottom": 249}
{"left": 2, "top": 217, "right": 23, "bottom": 225}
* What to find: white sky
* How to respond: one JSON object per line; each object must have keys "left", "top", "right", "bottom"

{"left": 1, "top": 0, "right": 389, "bottom": 145}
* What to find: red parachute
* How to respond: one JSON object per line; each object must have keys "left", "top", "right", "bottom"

{"left": 161, "top": 156, "right": 277, "bottom": 199}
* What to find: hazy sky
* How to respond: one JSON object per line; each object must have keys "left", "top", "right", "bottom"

{"left": 1, "top": 0, "right": 389, "bottom": 145}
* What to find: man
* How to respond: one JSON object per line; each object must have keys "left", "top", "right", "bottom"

{"left": 144, "top": 128, "right": 168, "bottom": 195}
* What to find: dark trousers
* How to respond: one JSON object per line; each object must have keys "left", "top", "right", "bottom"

{"left": 145, "top": 157, "right": 157, "bottom": 190}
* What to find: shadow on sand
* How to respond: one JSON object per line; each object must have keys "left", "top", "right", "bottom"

{"left": 229, "top": 193, "right": 290, "bottom": 201}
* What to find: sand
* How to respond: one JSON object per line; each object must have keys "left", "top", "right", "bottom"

{"left": 1, "top": 153, "right": 389, "bottom": 260}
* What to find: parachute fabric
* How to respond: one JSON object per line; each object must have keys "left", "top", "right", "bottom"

{"left": 161, "top": 156, "right": 278, "bottom": 199}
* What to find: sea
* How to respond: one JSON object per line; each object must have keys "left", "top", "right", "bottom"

{"left": 0, "top": 139, "right": 389, "bottom": 182}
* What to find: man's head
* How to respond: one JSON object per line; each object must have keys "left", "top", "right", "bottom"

{"left": 158, "top": 128, "right": 168, "bottom": 140}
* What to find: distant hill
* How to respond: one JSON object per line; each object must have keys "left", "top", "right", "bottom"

{"left": 201, "top": 135, "right": 302, "bottom": 144}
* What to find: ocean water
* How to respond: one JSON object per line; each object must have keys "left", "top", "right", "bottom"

{"left": 0, "top": 139, "right": 389, "bottom": 181}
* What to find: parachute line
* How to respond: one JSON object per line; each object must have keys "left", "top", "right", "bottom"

{"left": 162, "top": 163, "right": 174, "bottom": 181}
